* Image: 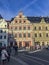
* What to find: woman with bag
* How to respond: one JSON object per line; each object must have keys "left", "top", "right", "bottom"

{"left": 1, "top": 47, "right": 8, "bottom": 65}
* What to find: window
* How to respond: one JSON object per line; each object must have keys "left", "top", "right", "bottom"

{"left": 4, "top": 35, "right": 6, "bottom": 39}
{"left": 4, "top": 31, "right": 6, "bottom": 33}
{"left": 28, "top": 33, "right": 30, "bottom": 37}
{"left": 19, "top": 26, "right": 22, "bottom": 30}
{"left": 0, "top": 36, "right": 2, "bottom": 39}
{"left": 46, "top": 33, "right": 48, "bottom": 37}
{"left": 23, "top": 33, "right": 26, "bottom": 37}
{"left": 19, "top": 33, "right": 22, "bottom": 37}
{"left": 34, "top": 26, "right": 36, "bottom": 30}
{"left": 5, "top": 25, "right": 7, "bottom": 27}
{"left": 23, "top": 27, "right": 26, "bottom": 30}
{"left": 39, "top": 33, "right": 42, "bottom": 37}
{"left": 0, "top": 42, "right": 2, "bottom": 47}
{"left": 15, "top": 34, "right": 17, "bottom": 37}
{"left": 39, "top": 26, "right": 41, "bottom": 30}
{"left": 0, "top": 30, "right": 3, "bottom": 33}
{"left": 15, "top": 21, "right": 17, "bottom": 23}
{"left": 24, "top": 21, "right": 26, "bottom": 23}
{"left": 46, "top": 27, "right": 48, "bottom": 30}
{"left": 35, "top": 33, "right": 37, "bottom": 37}
{"left": 15, "top": 27, "right": 17, "bottom": 30}
{"left": 28, "top": 26, "right": 30, "bottom": 30}
{"left": 19, "top": 20, "right": 21, "bottom": 23}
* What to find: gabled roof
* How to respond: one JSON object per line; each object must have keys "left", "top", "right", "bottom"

{"left": 27, "top": 17, "right": 49, "bottom": 23}
{"left": 11, "top": 18, "right": 14, "bottom": 21}
{"left": 0, "top": 14, "right": 3, "bottom": 19}
{"left": 8, "top": 16, "right": 49, "bottom": 23}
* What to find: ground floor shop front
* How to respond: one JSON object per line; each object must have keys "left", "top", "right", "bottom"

{"left": 9, "top": 41, "right": 33, "bottom": 48}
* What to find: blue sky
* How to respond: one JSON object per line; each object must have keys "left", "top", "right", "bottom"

{"left": 0, "top": 0, "right": 49, "bottom": 20}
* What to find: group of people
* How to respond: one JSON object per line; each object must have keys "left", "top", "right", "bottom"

{"left": 0, "top": 44, "right": 18, "bottom": 65}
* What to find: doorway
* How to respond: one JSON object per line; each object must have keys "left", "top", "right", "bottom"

{"left": 25, "top": 42, "right": 29, "bottom": 47}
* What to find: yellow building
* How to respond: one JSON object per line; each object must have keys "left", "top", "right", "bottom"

{"left": 8, "top": 12, "right": 49, "bottom": 48}
{"left": 32, "top": 18, "right": 49, "bottom": 46}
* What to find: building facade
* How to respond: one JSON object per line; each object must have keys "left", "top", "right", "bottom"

{"left": 9, "top": 12, "right": 33, "bottom": 48}
{"left": 0, "top": 15, "right": 8, "bottom": 47}
{"left": 8, "top": 12, "right": 49, "bottom": 48}
{"left": 32, "top": 18, "right": 49, "bottom": 46}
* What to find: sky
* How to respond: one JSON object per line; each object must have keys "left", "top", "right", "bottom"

{"left": 0, "top": 0, "right": 49, "bottom": 20}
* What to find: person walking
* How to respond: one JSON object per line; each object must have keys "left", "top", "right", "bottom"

{"left": 6, "top": 45, "right": 11, "bottom": 62}
{"left": 1, "top": 47, "right": 8, "bottom": 65}
{"left": 13, "top": 43, "right": 18, "bottom": 55}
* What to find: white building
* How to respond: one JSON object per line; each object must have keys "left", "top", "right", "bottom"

{"left": 0, "top": 15, "right": 8, "bottom": 47}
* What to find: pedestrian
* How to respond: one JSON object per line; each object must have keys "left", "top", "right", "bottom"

{"left": 6, "top": 45, "right": 11, "bottom": 62}
{"left": 14, "top": 43, "right": 18, "bottom": 55}
{"left": 1, "top": 47, "right": 8, "bottom": 65}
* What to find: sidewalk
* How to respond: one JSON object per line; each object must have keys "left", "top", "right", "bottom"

{"left": 28, "top": 49, "right": 41, "bottom": 53}
{"left": 18, "top": 49, "right": 28, "bottom": 52}
{"left": 18, "top": 48, "right": 42, "bottom": 53}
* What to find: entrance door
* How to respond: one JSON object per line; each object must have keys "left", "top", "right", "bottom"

{"left": 25, "top": 42, "right": 29, "bottom": 47}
